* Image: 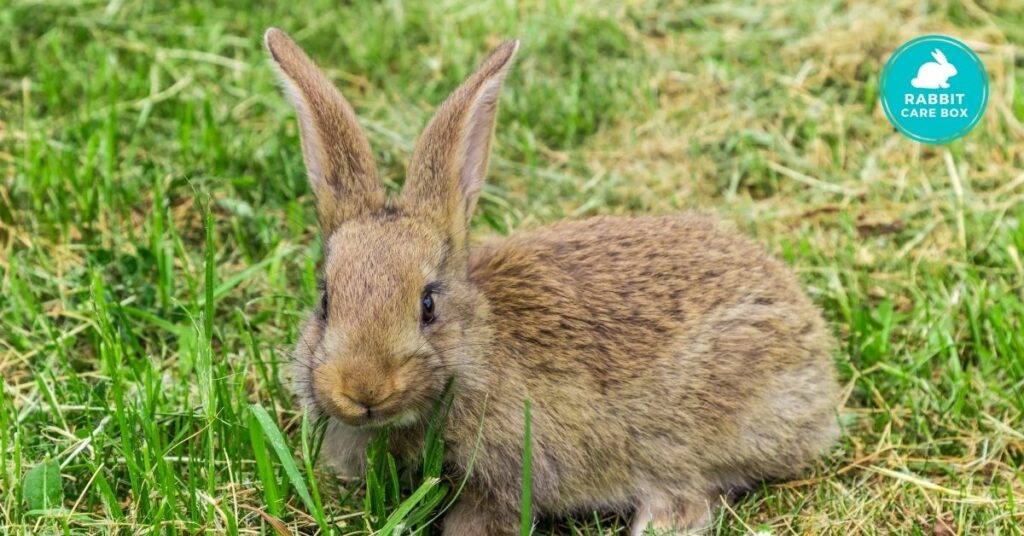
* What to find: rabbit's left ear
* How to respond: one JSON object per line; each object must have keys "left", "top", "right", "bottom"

{"left": 400, "top": 40, "right": 520, "bottom": 245}
{"left": 932, "top": 49, "right": 948, "bottom": 64}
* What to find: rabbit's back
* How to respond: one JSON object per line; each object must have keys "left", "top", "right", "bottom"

{"left": 460, "top": 214, "right": 838, "bottom": 512}
{"left": 471, "top": 213, "right": 830, "bottom": 370}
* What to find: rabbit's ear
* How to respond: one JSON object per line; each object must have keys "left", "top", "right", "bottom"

{"left": 400, "top": 40, "right": 520, "bottom": 246}
{"left": 932, "top": 49, "right": 948, "bottom": 64}
{"left": 265, "top": 28, "right": 385, "bottom": 233}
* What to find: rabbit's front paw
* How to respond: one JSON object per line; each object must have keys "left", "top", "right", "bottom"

{"left": 443, "top": 495, "right": 518, "bottom": 536}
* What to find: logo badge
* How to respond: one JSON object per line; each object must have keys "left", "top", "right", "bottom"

{"left": 880, "top": 35, "right": 988, "bottom": 144}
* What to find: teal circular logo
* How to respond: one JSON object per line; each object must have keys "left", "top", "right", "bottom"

{"left": 880, "top": 35, "right": 988, "bottom": 144}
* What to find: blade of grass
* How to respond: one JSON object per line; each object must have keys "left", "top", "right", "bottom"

{"left": 521, "top": 398, "right": 532, "bottom": 536}
{"left": 377, "top": 477, "right": 441, "bottom": 536}
{"left": 248, "top": 409, "right": 282, "bottom": 516}
{"left": 248, "top": 405, "right": 316, "bottom": 514}
{"left": 299, "top": 408, "right": 330, "bottom": 532}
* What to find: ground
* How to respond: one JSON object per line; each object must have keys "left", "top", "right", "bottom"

{"left": 1, "top": 0, "right": 1023, "bottom": 534}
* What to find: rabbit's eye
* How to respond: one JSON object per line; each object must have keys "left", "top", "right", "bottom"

{"left": 319, "top": 290, "right": 329, "bottom": 322}
{"left": 421, "top": 290, "right": 436, "bottom": 326}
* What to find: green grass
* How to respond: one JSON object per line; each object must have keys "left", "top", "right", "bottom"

{"left": 2, "top": 0, "right": 1023, "bottom": 533}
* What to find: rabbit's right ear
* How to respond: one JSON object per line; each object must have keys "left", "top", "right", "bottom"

{"left": 265, "top": 28, "right": 385, "bottom": 233}
{"left": 932, "top": 49, "right": 948, "bottom": 64}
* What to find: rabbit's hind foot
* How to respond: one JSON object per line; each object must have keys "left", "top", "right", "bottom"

{"left": 630, "top": 491, "right": 717, "bottom": 535}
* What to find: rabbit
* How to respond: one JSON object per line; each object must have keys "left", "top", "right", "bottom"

{"left": 911, "top": 48, "right": 957, "bottom": 89}
{"left": 266, "top": 27, "right": 840, "bottom": 535}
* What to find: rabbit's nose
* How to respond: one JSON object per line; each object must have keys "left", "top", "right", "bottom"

{"left": 341, "top": 389, "right": 394, "bottom": 417}
{"left": 337, "top": 381, "right": 400, "bottom": 417}
{"left": 312, "top": 357, "right": 401, "bottom": 424}
{"left": 323, "top": 387, "right": 379, "bottom": 424}
{"left": 342, "top": 379, "right": 389, "bottom": 406}
{"left": 341, "top": 392, "right": 371, "bottom": 414}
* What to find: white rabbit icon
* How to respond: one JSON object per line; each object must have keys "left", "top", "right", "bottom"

{"left": 911, "top": 49, "right": 957, "bottom": 89}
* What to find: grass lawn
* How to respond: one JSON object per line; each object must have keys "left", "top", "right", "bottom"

{"left": 2, "top": 0, "right": 1023, "bottom": 533}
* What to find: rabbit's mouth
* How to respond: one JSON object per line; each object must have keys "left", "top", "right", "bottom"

{"left": 313, "top": 382, "right": 429, "bottom": 428}
{"left": 349, "top": 404, "right": 416, "bottom": 428}
{"left": 320, "top": 390, "right": 403, "bottom": 427}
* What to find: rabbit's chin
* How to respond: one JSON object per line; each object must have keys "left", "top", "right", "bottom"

{"left": 368, "top": 408, "right": 421, "bottom": 428}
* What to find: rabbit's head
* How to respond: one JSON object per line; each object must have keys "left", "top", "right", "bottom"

{"left": 266, "top": 29, "right": 518, "bottom": 427}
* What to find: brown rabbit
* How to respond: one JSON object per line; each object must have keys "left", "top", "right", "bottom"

{"left": 267, "top": 28, "right": 840, "bottom": 535}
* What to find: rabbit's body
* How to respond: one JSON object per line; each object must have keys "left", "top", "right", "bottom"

{"left": 266, "top": 29, "right": 839, "bottom": 535}
{"left": 439, "top": 215, "right": 838, "bottom": 532}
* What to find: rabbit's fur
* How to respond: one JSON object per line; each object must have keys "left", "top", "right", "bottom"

{"left": 267, "top": 28, "right": 840, "bottom": 535}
